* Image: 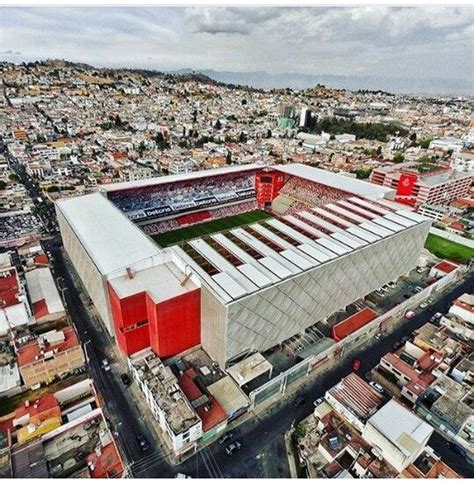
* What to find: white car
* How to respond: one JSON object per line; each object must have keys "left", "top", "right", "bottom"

{"left": 420, "top": 302, "right": 429, "bottom": 309}
{"left": 101, "top": 359, "right": 111, "bottom": 371}
{"left": 369, "top": 381, "right": 384, "bottom": 393}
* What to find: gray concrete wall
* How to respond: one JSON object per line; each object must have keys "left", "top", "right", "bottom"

{"left": 56, "top": 206, "right": 114, "bottom": 336}
{"left": 224, "top": 221, "right": 431, "bottom": 362}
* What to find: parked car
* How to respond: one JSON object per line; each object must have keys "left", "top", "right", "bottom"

{"left": 219, "top": 432, "right": 234, "bottom": 445}
{"left": 136, "top": 434, "right": 149, "bottom": 452}
{"left": 313, "top": 398, "right": 323, "bottom": 407}
{"left": 414, "top": 286, "right": 424, "bottom": 293}
{"left": 388, "top": 281, "right": 397, "bottom": 289}
{"left": 375, "top": 332, "right": 383, "bottom": 341}
{"left": 101, "top": 359, "right": 111, "bottom": 371}
{"left": 380, "top": 285, "right": 389, "bottom": 293}
{"left": 294, "top": 397, "right": 306, "bottom": 407}
{"left": 400, "top": 335, "right": 411, "bottom": 344}
{"left": 404, "top": 311, "right": 416, "bottom": 319}
{"left": 369, "top": 381, "right": 384, "bottom": 393}
{"left": 427, "top": 297, "right": 434, "bottom": 304}
{"left": 420, "top": 302, "right": 429, "bottom": 309}
{"left": 225, "top": 441, "right": 242, "bottom": 455}
{"left": 120, "top": 373, "right": 132, "bottom": 386}
{"left": 448, "top": 442, "right": 466, "bottom": 457}
{"left": 352, "top": 359, "right": 361, "bottom": 371}
{"left": 392, "top": 341, "right": 402, "bottom": 351}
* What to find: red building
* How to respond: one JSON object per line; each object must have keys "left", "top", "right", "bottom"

{"left": 255, "top": 170, "right": 286, "bottom": 207}
{"left": 108, "top": 262, "right": 201, "bottom": 357}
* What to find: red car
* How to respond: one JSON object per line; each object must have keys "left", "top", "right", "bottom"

{"left": 352, "top": 359, "right": 361, "bottom": 371}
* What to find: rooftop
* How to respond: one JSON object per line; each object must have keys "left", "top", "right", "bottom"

{"left": 129, "top": 348, "right": 200, "bottom": 435}
{"left": 366, "top": 399, "right": 433, "bottom": 457}
{"left": 100, "top": 163, "right": 261, "bottom": 192}
{"left": 24, "top": 267, "right": 64, "bottom": 319}
{"left": 227, "top": 352, "right": 273, "bottom": 387}
{"left": 56, "top": 192, "right": 162, "bottom": 276}
{"left": 16, "top": 326, "right": 80, "bottom": 366}
{"left": 327, "top": 373, "right": 385, "bottom": 421}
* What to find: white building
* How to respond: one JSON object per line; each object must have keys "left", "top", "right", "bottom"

{"left": 362, "top": 399, "right": 433, "bottom": 472}
{"left": 128, "top": 348, "right": 202, "bottom": 458}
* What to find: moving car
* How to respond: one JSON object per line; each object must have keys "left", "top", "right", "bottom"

{"left": 120, "top": 373, "right": 132, "bottom": 386}
{"left": 136, "top": 434, "right": 149, "bottom": 452}
{"left": 352, "top": 359, "right": 361, "bottom": 371}
{"left": 219, "top": 432, "right": 234, "bottom": 445}
{"left": 101, "top": 359, "right": 111, "bottom": 371}
{"left": 225, "top": 441, "right": 242, "bottom": 455}
{"left": 294, "top": 397, "right": 306, "bottom": 407}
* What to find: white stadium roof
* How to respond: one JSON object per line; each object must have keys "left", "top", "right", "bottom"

{"left": 100, "top": 163, "right": 261, "bottom": 193}
{"left": 56, "top": 193, "right": 162, "bottom": 275}
{"left": 274, "top": 163, "right": 395, "bottom": 199}
{"left": 173, "top": 195, "right": 429, "bottom": 304}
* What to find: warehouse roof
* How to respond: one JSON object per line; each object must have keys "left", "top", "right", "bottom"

{"left": 274, "top": 163, "right": 394, "bottom": 199}
{"left": 56, "top": 193, "right": 162, "bottom": 276}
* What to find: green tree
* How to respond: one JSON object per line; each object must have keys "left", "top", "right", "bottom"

{"left": 8, "top": 173, "right": 19, "bottom": 182}
{"left": 393, "top": 152, "right": 405, "bottom": 163}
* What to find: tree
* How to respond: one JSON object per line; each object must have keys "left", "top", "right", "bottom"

{"left": 214, "top": 119, "right": 222, "bottom": 130}
{"left": 418, "top": 138, "right": 432, "bottom": 149}
{"left": 226, "top": 151, "right": 232, "bottom": 165}
{"left": 137, "top": 141, "right": 146, "bottom": 155}
{"left": 266, "top": 129, "right": 272, "bottom": 139}
{"left": 8, "top": 173, "right": 19, "bottom": 182}
{"left": 376, "top": 146, "right": 382, "bottom": 156}
{"left": 352, "top": 167, "right": 373, "bottom": 179}
{"left": 393, "top": 152, "right": 405, "bottom": 163}
{"left": 46, "top": 185, "right": 60, "bottom": 193}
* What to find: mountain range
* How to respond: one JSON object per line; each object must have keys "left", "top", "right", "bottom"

{"left": 169, "top": 68, "right": 473, "bottom": 96}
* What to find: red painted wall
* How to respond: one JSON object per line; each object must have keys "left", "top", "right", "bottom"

{"left": 255, "top": 171, "right": 286, "bottom": 207}
{"left": 108, "top": 285, "right": 150, "bottom": 355}
{"left": 147, "top": 289, "right": 201, "bottom": 358}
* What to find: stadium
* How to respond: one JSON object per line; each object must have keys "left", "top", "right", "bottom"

{"left": 56, "top": 163, "right": 431, "bottom": 368}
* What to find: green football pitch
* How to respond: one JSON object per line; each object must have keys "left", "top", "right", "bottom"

{"left": 151, "top": 210, "right": 273, "bottom": 247}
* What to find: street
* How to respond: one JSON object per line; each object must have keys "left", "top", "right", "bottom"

{"left": 44, "top": 233, "right": 473, "bottom": 478}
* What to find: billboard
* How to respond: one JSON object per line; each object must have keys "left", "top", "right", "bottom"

{"left": 397, "top": 173, "right": 418, "bottom": 196}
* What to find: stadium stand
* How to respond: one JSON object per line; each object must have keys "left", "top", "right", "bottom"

{"left": 108, "top": 172, "right": 256, "bottom": 220}
{"left": 276, "top": 176, "right": 350, "bottom": 208}
{"left": 141, "top": 200, "right": 259, "bottom": 236}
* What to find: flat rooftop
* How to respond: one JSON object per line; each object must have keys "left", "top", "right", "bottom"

{"left": 129, "top": 349, "right": 200, "bottom": 435}
{"left": 56, "top": 192, "right": 162, "bottom": 276}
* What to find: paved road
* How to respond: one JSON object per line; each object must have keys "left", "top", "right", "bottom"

{"left": 44, "top": 232, "right": 473, "bottom": 478}
{"left": 42, "top": 238, "right": 174, "bottom": 478}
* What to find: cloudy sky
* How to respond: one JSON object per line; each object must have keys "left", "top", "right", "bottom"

{"left": 1, "top": 6, "right": 473, "bottom": 81}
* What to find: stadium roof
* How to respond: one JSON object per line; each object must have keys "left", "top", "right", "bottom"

{"left": 173, "top": 196, "right": 429, "bottom": 304}
{"left": 100, "top": 163, "right": 262, "bottom": 193}
{"left": 274, "top": 163, "right": 395, "bottom": 199}
{"left": 56, "top": 193, "right": 162, "bottom": 276}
